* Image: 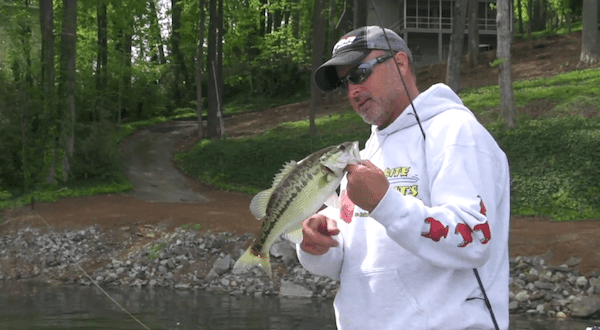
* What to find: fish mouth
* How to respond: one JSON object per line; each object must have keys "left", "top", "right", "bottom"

{"left": 322, "top": 165, "right": 336, "bottom": 175}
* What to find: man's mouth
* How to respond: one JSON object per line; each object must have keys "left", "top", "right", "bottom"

{"left": 358, "top": 98, "right": 370, "bottom": 108}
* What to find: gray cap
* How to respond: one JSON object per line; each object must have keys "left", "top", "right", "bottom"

{"left": 314, "top": 26, "right": 412, "bottom": 92}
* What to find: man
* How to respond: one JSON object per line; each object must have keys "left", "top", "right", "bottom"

{"left": 297, "top": 26, "right": 510, "bottom": 330}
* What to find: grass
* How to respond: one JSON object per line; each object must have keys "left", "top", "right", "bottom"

{"left": 175, "top": 112, "right": 370, "bottom": 195}
{"left": 2, "top": 28, "right": 598, "bottom": 222}
{"left": 177, "top": 67, "right": 600, "bottom": 221}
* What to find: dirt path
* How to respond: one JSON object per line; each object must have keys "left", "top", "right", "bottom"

{"left": 121, "top": 122, "right": 211, "bottom": 203}
{"left": 2, "top": 31, "right": 599, "bottom": 276}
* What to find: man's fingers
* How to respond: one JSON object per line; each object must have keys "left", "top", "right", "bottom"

{"left": 301, "top": 215, "right": 339, "bottom": 255}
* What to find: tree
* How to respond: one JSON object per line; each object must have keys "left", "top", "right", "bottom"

{"left": 466, "top": 0, "right": 479, "bottom": 67}
{"left": 577, "top": 0, "right": 599, "bottom": 68}
{"left": 39, "top": 0, "right": 57, "bottom": 184}
{"left": 496, "top": 0, "right": 516, "bottom": 130}
{"left": 446, "top": 0, "right": 467, "bottom": 93}
{"left": 310, "top": 0, "right": 326, "bottom": 136}
{"left": 195, "top": 0, "right": 206, "bottom": 140}
{"left": 207, "top": 0, "right": 223, "bottom": 139}
{"left": 95, "top": 0, "right": 108, "bottom": 121}
{"left": 149, "top": 0, "right": 167, "bottom": 64}
{"left": 59, "top": 0, "right": 77, "bottom": 182}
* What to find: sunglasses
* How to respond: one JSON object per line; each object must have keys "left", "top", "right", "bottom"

{"left": 339, "top": 54, "right": 394, "bottom": 89}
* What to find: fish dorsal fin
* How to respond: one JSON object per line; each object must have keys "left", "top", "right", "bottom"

{"left": 249, "top": 188, "right": 273, "bottom": 220}
{"left": 272, "top": 160, "right": 297, "bottom": 186}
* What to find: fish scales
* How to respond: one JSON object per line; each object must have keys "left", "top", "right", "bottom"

{"left": 233, "top": 141, "right": 361, "bottom": 277}
{"left": 254, "top": 151, "right": 327, "bottom": 253}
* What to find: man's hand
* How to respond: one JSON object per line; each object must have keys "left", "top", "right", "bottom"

{"left": 345, "top": 160, "right": 389, "bottom": 212}
{"left": 300, "top": 214, "right": 340, "bottom": 255}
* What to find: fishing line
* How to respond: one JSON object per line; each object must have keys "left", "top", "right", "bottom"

{"left": 367, "top": 2, "right": 499, "bottom": 329}
{"left": 369, "top": 1, "right": 426, "bottom": 141}
{"left": 31, "top": 210, "right": 152, "bottom": 330}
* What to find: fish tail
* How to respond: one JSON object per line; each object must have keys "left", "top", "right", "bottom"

{"left": 232, "top": 246, "right": 272, "bottom": 277}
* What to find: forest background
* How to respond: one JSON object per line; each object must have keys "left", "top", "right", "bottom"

{"left": 0, "top": 0, "right": 599, "bottom": 222}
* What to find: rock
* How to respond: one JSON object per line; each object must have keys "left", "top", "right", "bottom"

{"left": 565, "top": 256, "right": 582, "bottom": 267}
{"left": 270, "top": 240, "right": 298, "bottom": 267}
{"left": 515, "top": 291, "right": 530, "bottom": 302}
{"left": 575, "top": 276, "right": 588, "bottom": 287}
{"left": 279, "top": 280, "right": 313, "bottom": 298}
{"left": 534, "top": 281, "right": 555, "bottom": 291}
{"left": 570, "top": 296, "right": 600, "bottom": 318}
{"left": 555, "top": 311, "right": 567, "bottom": 318}
{"left": 212, "top": 255, "right": 233, "bottom": 275}
{"left": 204, "top": 269, "right": 219, "bottom": 281}
{"left": 509, "top": 301, "right": 519, "bottom": 310}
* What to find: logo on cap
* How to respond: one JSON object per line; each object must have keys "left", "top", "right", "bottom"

{"left": 333, "top": 36, "right": 357, "bottom": 54}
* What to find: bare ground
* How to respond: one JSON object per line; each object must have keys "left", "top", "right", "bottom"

{"left": 2, "top": 31, "right": 600, "bottom": 276}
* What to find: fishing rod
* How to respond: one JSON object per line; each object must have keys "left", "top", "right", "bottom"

{"left": 369, "top": 3, "right": 425, "bottom": 141}
{"left": 31, "top": 209, "right": 152, "bottom": 330}
{"left": 368, "top": 2, "right": 499, "bottom": 330}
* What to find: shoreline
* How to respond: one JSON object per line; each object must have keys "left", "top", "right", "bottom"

{"left": 1, "top": 225, "right": 600, "bottom": 319}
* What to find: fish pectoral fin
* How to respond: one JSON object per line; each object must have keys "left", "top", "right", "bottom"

{"left": 249, "top": 188, "right": 273, "bottom": 220}
{"left": 282, "top": 224, "right": 303, "bottom": 245}
{"left": 323, "top": 193, "right": 341, "bottom": 210}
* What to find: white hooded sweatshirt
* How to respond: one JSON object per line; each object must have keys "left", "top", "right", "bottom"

{"left": 297, "top": 84, "right": 510, "bottom": 330}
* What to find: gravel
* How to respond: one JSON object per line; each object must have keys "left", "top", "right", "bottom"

{"left": 1, "top": 225, "right": 600, "bottom": 319}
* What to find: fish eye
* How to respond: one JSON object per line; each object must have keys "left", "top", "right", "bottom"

{"left": 337, "top": 144, "right": 346, "bottom": 150}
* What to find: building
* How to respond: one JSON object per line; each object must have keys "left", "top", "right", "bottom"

{"left": 366, "top": 0, "right": 508, "bottom": 68}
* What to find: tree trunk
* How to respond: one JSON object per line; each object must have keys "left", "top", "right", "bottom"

{"left": 446, "top": 0, "right": 467, "bottom": 93}
{"left": 60, "top": 0, "right": 77, "bottom": 182}
{"left": 328, "top": 0, "right": 336, "bottom": 55}
{"left": 196, "top": 0, "right": 206, "bottom": 140}
{"left": 96, "top": 0, "right": 108, "bottom": 121}
{"left": 467, "top": 0, "right": 479, "bottom": 68}
{"left": 310, "top": 0, "right": 326, "bottom": 136}
{"left": 40, "top": 0, "right": 57, "bottom": 184}
{"left": 150, "top": 0, "right": 167, "bottom": 64}
{"left": 217, "top": 0, "right": 224, "bottom": 138}
{"left": 496, "top": 0, "right": 516, "bottom": 130}
{"left": 577, "top": 0, "right": 600, "bottom": 68}
{"left": 207, "top": 0, "right": 219, "bottom": 139}
{"left": 171, "top": 0, "right": 190, "bottom": 108}
{"left": 527, "top": 0, "right": 532, "bottom": 38}
{"left": 517, "top": 0, "right": 523, "bottom": 34}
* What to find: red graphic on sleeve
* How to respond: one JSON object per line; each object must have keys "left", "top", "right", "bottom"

{"left": 474, "top": 222, "right": 492, "bottom": 244}
{"left": 340, "top": 190, "right": 355, "bottom": 223}
{"left": 479, "top": 198, "right": 487, "bottom": 216}
{"left": 455, "top": 223, "right": 474, "bottom": 247}
{"left": 421, "top": 217, "right": 449, "bottom": 242}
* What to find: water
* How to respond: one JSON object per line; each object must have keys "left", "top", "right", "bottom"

{"left": 0, "top": 282, "right": 598, "bottom": 330}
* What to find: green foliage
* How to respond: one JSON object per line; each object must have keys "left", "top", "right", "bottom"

{"left": 462, "top": 67, "right": 600, "bottom": 123}
{"left": 178, "top": 67, "right": 600, "bottom": 222}
{"left": 489, "top": 58, "right": 507, "bottom": 68}
{"left": 494, "top": 116, "right": 600, "bottom": 221}
{"left": 181, "top": 223, "right": 202, "bottom": 230}
{"left": 147, "top": 242, "right": 167, "bottom": 259}
{"left": 175, "top": 112, "right": 368, "bottom": 194}
{"left": 0, "top": 179, "right": 132, "bottom": 211}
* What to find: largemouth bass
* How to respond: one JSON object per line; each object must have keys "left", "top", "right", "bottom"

{"left": 233, "top": 141, "right": 361, "bottom": 277}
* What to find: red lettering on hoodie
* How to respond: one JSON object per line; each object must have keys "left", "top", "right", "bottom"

{"left": 421, "top": 217, "right": 449, "bottom": 242}
{"left": 340, "top": 189, "right": 355, "bottom": 223}
{"left": 474, "top": 222, "right": 492, "bottom": 244}
{"left": 455, "top": 223, "right": 474, "bottom": 247}
{"left": 479, "top": 197, "right": 487, "bottom": 216}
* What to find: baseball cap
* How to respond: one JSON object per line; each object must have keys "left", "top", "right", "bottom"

{"left": 314, "top": 26, "right": 412, "bottom": 92}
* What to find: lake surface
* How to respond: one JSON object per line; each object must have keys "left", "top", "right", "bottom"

{"left": 0, "top": 282, "right": 598, "bottom": 330}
